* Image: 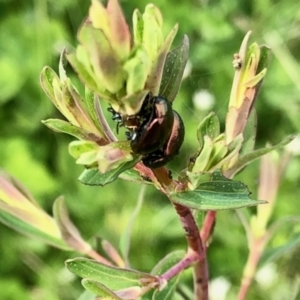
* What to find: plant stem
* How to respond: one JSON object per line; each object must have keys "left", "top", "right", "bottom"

{"left": 151, "top": 168, "right": 209, "bottom": 299}
{"left": 200, "top": 211, "right": 217, "bottom": 243}
{"left": 86, "top": 249, "right": 113, "bottom": 266}
{"left": 237, "top": 236, "right": 266, "bottom": 300}
{"left": 161, "top": 252, "right": 200, "bottom": 281}
{"left": 173, "top": 203, "right": 209, "bottom": 300}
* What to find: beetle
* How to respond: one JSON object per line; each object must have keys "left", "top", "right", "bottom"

{"left": 130, "top": 95, "right": 174, "bottom": 155}
{"left": 142, "top": 110, "right": 185, "bottom": 168}
{"left": 108, "top": 93, "right": 185, "bottom": 168}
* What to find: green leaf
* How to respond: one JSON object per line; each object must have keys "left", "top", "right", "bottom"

{"left": 78, "top": 24, "right": 124, "bottom": 94}
{"left": 240, "top": 109, "right": 257, "bottom": 155}
{"left": 78, "top": 156, "right": 140, "bottom": 186}
{"left": 123, "top": 47, "right": 150, "bottom": 95}
{"left": 84, "top": 90, "right": 105, "bottom": 135}
{"left": 206, "top": 134, "right": 228, "bottom": 170}
{"left": 146, "top": 251, "right": 184, "bottom": 300}
{"left": 77, "top": 290, "right": 97, "bottom": 300}
{"left": 132, "top": 9, "right": 143, "bottom": 45}
{"left": 0, "top": 209, "right": 69, "bottom": 250}
{"left": 53, "top": 197, "right": 92, "bottom": 253}
{"left": 119, "top": 186, "right": 145, "bottom": 265}
{"left": 81, "top": 280, "right": 121, "bottom": 299}
{"left": 226, "top": 135, "right": 296, "bottom": 177}
{"left": 171, "top": 170, "right": 266, "bottom": 210}
{"left": 159, "top": 35, "right": 189, "bottom": 103}
{"left": 119, "top": 168, "right": 153, "bottom": 185}
{"left": 42, "top": 119, "right": 104, "bottom": 143}
{"left": 257, "top": 45, "right": 272, "bottom": 74}
{"left": 69, "top": 140, "right": 99, "bottom": 160}
{"left": 67, "top": 51, "right": 106, "bottom": 99}
{"left": 66, "top": 258, "right": 156, "bottom": 290}
{"left": 151, "top": 251, "right": 185, "bottom": 275}
{"left": 197, "top": 112, "right": 220, "bottom": 149}
{"left": 40, "top": 66, "right": 60, "bottom": 109}
{"left": 191, "top": 136, "right": 214, "bottom": 173}
{"left": 146, "top": 24, "right": 178, "bottom": 96}
{"left": 261, "top": 232, "right": 300, "bottom": 266}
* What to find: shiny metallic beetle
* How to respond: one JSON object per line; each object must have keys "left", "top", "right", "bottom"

{"left": 142, "top": 110, "right": 185, "bottom": 168}
{"left": 130, "top": 96, "right": 174, "bottom": 154}
{"left": 108, "top": 94, "right": 185, "bottom": 168}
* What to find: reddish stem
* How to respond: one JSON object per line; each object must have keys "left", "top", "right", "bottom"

{"left": 200, "top": 211, "right": 217, "bottom": 243}
{"left": 161, "top": 252, "right": 200, "bottom": 281}
{"left": 237, "top": 236, "right": 266, "bottom": 300}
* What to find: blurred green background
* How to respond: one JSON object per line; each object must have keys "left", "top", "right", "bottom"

{"left": 1, "top": 0, "right": 300, "bottom": 299}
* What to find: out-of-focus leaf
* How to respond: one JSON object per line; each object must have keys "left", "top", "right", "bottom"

{"left": 77, "top": 290, "right": 97, "bottom": 300}
{"left": 226, "top": 135, "right": 296, "bottom": 177}
{"left": 172, "top": 170, "right": 266, "bottom": 210}
{"left": 102, "top": 240, "right": 125, "bottom": 268}
{"left": 0, "top": 172, "right": 69, "bottom": 250}
{"left": 0, "top": 209, "right": 69, "bottom": 250}
{"left": 261, "top": 233, "right": 300, "bottom": 266}
{"left": 66, "top": 258, "right": 157, "bottom": 290}
{"left": 159, "top": 35, "right": 189, "bottom": 103}
{"left": 0, "top": 56, "right": 25, "bottom": 103}
{"left": 119, "top": 186, "right": 145, "bottom": 266}
{"left": 53, "top": 197, "right": 92, "bottom": 253}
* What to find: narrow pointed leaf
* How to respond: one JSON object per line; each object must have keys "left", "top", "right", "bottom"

{"left": 107, "top": 0, "right": 131, "bottom": 61}
{"left": 84, "top": 89, "right": 105, "bottom": 135}
{"left": 42, "top": 119, "right": 105, "bottom": 144}
{"left": 240, "top": 109, "right": 257, "bottom": 155}
{"left": 82, "top": 280, "right": 121, "bottom": 299}
{"left": 102, "top": 240, "right": 125, "bottom": 268}
{"left": 146, "top": 251, "right": 184, "bottom": 300}
{"left": 0, "top": 209, "right": 70, "bottom": 250}
{"left": 40, "top": 66, "right": 59, "bottom": 108}
{"left": 192, "top": 136, "right": 214, "bottom": 173}
{"left": 257, "top": 45, "right": 272, "bottom": 74}
{"left": 123, "top": 47, "right": 150, "bottom": 95}
{"left": 159, "top": 35, "right": 189, "bottom": 103}
{"left": 146, "top": 24, "right": 178, "bottom": 95}
{"left": 132, "top": 9, "right": 143, "bottom": 45}
{"left": 119, "top": 186, "right": 145, "bottom": 266}
{"left": 66, "top": 258, "right": 156, "bottom": 290}
{"left": 226, "top": 135, "right": 296, "bottom": 177}
{"left": 261, "top": 232, "right": 300, "bottom": 266}
{"left": 53, "top": 197, "right": 92, "bottom": 253}
{"left": 67, "top": 51, "right": 107, "bottom": 98}
{"left": 171, "top": 170, "right": 266, "bottom": 210}
{"left": 206, "top": 135, "right": 228, "bottom": 170}
{"left": 197, "top": 112, "right": 220, "bottom": 148}
{"left": 78, "top": 24, "right": 124, "bottom": 94}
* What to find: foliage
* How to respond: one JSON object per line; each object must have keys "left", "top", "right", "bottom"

{"left": 1, "top": 0, "right": 300, "bottom": 300}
